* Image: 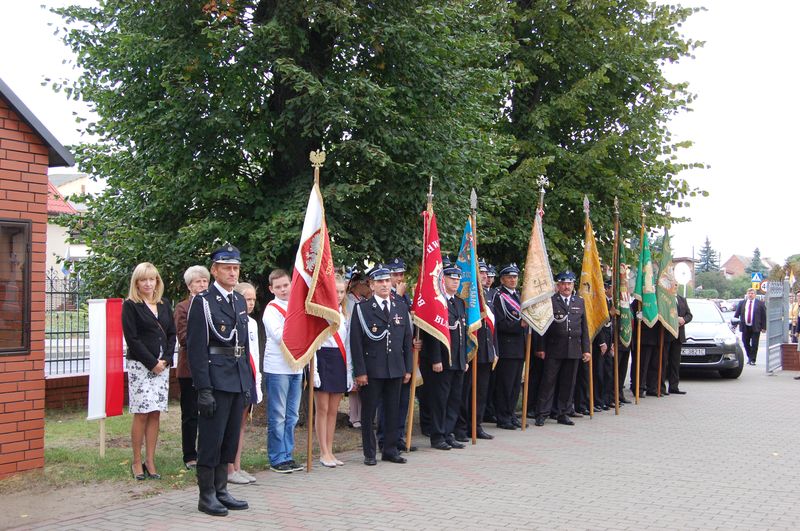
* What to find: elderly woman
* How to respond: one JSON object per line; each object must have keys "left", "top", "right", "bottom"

{"left": 173, "top": 265, "right": 210, "bottom": 470}
{"left": 121, "top": 262, "right": 176, "bottom": 480}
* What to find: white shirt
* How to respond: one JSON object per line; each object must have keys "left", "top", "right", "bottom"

{"left": 262, "top": 298, "right": 302, "bottom": 375}
{"left": 214, "top": 281, "right": 234, "bottom": 301}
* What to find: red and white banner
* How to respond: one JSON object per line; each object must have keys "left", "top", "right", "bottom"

{"left": 87, "top": 298, "right": 124, "bottom": 420}
{"left": 412, "top": 204, "right": 450, "bottom": 352}
{"left": 280, "top": 181, "right": 341, "bottom": 369}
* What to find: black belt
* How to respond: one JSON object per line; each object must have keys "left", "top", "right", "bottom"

{"left": 209, "top": 346, "right": 244, "bottom": 358}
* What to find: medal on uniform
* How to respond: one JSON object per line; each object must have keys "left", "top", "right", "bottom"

{"left": 393, "top": 315, "right": 402, "bottom": 325}
{"left": 220, "top": 325, "right": 226, "bottom": 332}
{"left": 372, "top": 326, "right": 378, "bottom": 333}
{"left": 215, "top": 295, "right": 223, "bottom": 302}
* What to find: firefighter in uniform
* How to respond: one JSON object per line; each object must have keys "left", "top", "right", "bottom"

{"left": 186, "top": 244, "right": 253, "bottom": 516}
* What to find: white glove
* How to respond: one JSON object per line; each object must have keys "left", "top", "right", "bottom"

{"left": 636, "top": 311, "right": 643, "bottom": 320}
{"left": 347, "top": 373, "right": 354, "bottom": 392}
{"left": 314, "top": 371, "right": 321, "bottom": 389}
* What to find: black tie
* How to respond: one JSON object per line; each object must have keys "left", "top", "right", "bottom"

{"left": 382, "top": 300, "right": 390, "bottom": 320}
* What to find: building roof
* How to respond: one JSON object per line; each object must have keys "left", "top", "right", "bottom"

{"left": 0, "top": 77, "right": 75, "bottom": 167}
{"left": 48, "top": 172, "right": 87, "bottom": 187}
{"left": 47, "top": 180, "right": 78, "bottom": 215}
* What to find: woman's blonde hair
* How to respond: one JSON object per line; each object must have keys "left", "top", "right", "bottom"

{"left": 128, "top": 262, "right": 164, "bottom": 303}
{"left": 234, "top": 282, "right": 256, "bottom": 296}
{"left": 334, "top": 273, "right": 348, "bottom": 319}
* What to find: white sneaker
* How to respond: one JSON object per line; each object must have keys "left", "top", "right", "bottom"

{"left": 239, "top": 469, "right": 257, "bottom": 483}
{"left": 228, "top": 470, "right": 250, "bottom": 484}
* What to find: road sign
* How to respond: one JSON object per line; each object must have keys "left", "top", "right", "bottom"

{"left": 752, "top": 282, "right": 760, "bottom": 291}
{"left": 751, "top": 272, "right": 763, "bottom": 282}
{"left": 760, "top": 281, "right": 769, "bottom": 292}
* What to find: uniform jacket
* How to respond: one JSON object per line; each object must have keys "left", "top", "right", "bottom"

{"left": 122, "top": 298, "right": 176, "bottom": 370}
{"left": 492, "top": 286, "right": 526, "bottom": 359}
{"left": 421, "top": 294, "right": 467, "bottom": 371}
{"left": 186, "top": 283, "right": 253, "bottom": 393}
{"left": 535, "top": 293, "right": 590, "bottom": 359}
{"left": 676, "top": 295, "right": 693, "bottom": 343}
{"left": 734, "top": 297, "right": 766, "bottom": 332}
{"left": 476, "top": 287, "right": 499, "bottom": 364}
{"left": 350, "top": 295, "right": 413, "bottom": 379}
{"left": 593, "top": 297, "right": 613, "bottom": 351}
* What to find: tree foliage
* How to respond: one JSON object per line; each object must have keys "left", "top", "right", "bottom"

{"left": 54, "top": 0, "right": 703, "bottom": 299}
{"left": 746, "top": 247, "right": 767, "bottom": 275}
{"left": 696, "top": 236, "right": 719, "bottom": 273}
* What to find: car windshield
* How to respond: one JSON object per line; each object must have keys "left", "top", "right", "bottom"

{"left": 688, "top": 301, "right": 724, "bottom": 323}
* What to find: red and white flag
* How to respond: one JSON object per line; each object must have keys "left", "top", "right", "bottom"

{"left": 87, "top": 298, "right": 124, "bottom": 420}
{"left": 280, "top": 181, "right": 341, "bottom": 369}
{"left": 412, "top": 203, "right": 450, "bottom": 352}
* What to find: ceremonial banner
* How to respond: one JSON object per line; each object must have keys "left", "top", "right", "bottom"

{"left": 520, "top": 209, "right": 555, "bottom": 334}
{"left": 456, "top": 217, "right": 482, "bottom": 361}
{"left": 412, "top": 204, "right": 450, "bottom": 352}
{"left": 657, "top": 230, "right": 679, "bottom": 338}
{"left": 281, "top": 181, "right": 341, "bottom": 369}
{"left": 616, "top": 244, "right": 634, "bottom": 347}
{"left": 87, "top": 298, "right": 124, "bottom": 420}
{"left": 579, "top": 206, "right": 610, "bottom": 341}
{"left": 633, "top": 233, "right": 658, "bottom": 328}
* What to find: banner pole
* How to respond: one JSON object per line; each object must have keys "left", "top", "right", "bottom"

{"left": 306, "top": 356, "right": 314, "bottom": 472}
{"left": 635, "top": 211, "right": 645, "bottom": 405}
{"left": 470, "top": 189, "right": 479, "bottom": 444}
{"left": 99, "top": 418, "right": 106, "bottom": 458}
{"left": 406, "top": 330, "right": 420, "bottom": 452}
{"left": 613, "top": 198, "right": 620, "bottom": 415}
{"left": 521, "top": 333, "right": 532, "bottom": 430}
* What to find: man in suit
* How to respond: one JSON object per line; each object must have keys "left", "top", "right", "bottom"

{"left": 483, "top": 264, "right": 499, "bottom": 424}
{"left": 665, "top": 294, "right": 693, "bottom": 394}
{"left": 533, "top": 271, "right": 591, "bottom": 427}
{"left": 455, "top": 260, "right": 497, "bottom": 440}
{"left": 492, "top": 263, "right": 528, "bottom": 430}
{"left": 350, "top": 265, "right": 413, "bottom": 465}
{"left": 591, "top": 282, "right": 614, "bottom": 410}
{"left": 186, "top": 244, "right": 253, "bottom": 516}
{"left": 734, "top": 288, "right": 767, "bottom": 365}
{"left": 421, "top": 258, "right": 468, "bottom": 450}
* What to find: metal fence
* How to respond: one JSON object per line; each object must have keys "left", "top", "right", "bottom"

{"left": 45, "top": 268, "right": 90, "bottom": 376}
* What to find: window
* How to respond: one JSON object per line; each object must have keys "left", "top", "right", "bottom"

{"left": 0, "top": 220, "right": 31, "bottom": 355}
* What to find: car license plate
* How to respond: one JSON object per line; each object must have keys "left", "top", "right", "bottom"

{"left": 682, "top": 347, "right": 705, "bottom": 356}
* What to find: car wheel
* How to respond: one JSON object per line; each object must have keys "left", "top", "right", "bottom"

{"left": 719, "top": 350, "right": 744, "bottom": 379}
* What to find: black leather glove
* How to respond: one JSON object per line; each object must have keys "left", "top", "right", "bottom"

{"left": 198, "top": 388, "right": 216, "bottom": 418}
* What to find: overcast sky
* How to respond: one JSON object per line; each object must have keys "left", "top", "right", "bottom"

{"left": 1, "top": 0, "right": 796, "bottom": 264}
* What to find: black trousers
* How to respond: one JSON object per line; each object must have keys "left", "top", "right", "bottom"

{"left": 536, "top": 357, "right": 579, "bottom": 417}
{"left": 197, "top": 390, "right": 244, "bottom": 467}
{"left": 484, "top": 367, "right": 497, "bottom": 420}
{"left": 420, "top": 363, "right": 464, "bottom": 444}
{"left": 360, "top": 377, "right": 402, "bottom": 459}
{"left": 455, "top": 362, "right": 492, "bottom": 436}
{"left": 525, "top": 356, "right": 544, "bottom": 414}
{"left": 178, "top": 377, "right": 199, "bottom": 464}
{"left": 494, "top": 357, "right": 523, "bottom": 425}
{"left": 618, "top": 345, "right": 631, "bottom": 394}
{"left": 593, "top": 350, "right": 614, "bottom": 407}
{"left": 742, "top": 326, "right": 761, "bottom": 362}
{"left": 377, "top": 380, "right": 411, "bottom": 447}
{"left": 646, "top": 338, "right": 672, "bottom": 393}
{"left": 636, "top": 344, "right": 657, "bottom": 394}
{"left": 574, "top": 360, "right": 590, "bottom": 411}
{"left": 667, "top": 338, "right": 682, "bottom": 390}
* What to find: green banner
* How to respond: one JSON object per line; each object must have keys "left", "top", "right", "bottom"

{"left": 617, "top": 243, "right": 633, "bottom": 347}
{"left": 633, "top": 232, "right": 658, "bottom": 327}
{"left": 656, "top": 230, "right": 679, "bottom": 338}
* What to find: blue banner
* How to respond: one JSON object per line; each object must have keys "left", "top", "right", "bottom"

{"left": 457, "top": 217, "right": 482, "bottom": 360}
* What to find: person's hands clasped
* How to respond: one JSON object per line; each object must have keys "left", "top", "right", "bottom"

{"left": 433, "top": 362, "right": 443, "bottom": 373}
{"left": 152, "top": 359, "right": 167, "bottom": 375}
{"left": 197, "top": 388, "right": 216, "bottom": 418}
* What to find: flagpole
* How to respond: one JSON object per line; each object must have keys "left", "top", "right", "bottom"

{"left": 612, "top": 198, "right": 620, "bottom": 416}
{"left": 635, "top": 209, "right": 645, "bottom": 405}
{"left": 584, "top": 197, "right": 594, "bottom": 419}
{"left": 406, "top": 177, "right": 433, "bottom": 452}
{"left": 305, "top": 153, "right": 324, "bottom": 473}
{"left": 470, "top": 189, "right": 478, "bottom": 445}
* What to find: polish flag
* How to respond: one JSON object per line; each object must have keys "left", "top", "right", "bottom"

{"left": 87, "top": 299, "right": 124, "bottom": 420}
{"left": 280, "top": 181, "right": 341, "bottom": 369}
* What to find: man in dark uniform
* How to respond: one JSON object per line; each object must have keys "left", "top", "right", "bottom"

{"left": 186, "top": 244, "right": 253, "bottom": 516}
{"left": 483, "top": 264, "right": 499, "bottom": 424}
{"left": 592, "top": 282, "right": 614, "bottom": 410}
{"left": 350, "top": 265, "right": 413, "bottom": 465}
{"left": 420, "top": 258, "right": 468, "bottom": 449}
{"left": 533, "top": 271, "right": 590, "bottom": 426}
{"left": 455, "top": 260, "right": 497, "bottom": 440}
{"left": 492, "top": 263, "right": 527, "bottom": 430}
{"left": 377, "top": 257, "right": 418, "bottom": 453}
{"left": 665, "top": 294, "right": 692, "bottom": 394}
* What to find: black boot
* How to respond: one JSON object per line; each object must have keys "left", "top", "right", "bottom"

{"left": 197, "top": 465, "right": 228, "bottom": 516}
{"left": 214, "top": 464, "right": 248, "bottom": 510}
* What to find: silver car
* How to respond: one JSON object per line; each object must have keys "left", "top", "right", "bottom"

{"left": 680, "top": 298, "right": 744, "bottom": 379}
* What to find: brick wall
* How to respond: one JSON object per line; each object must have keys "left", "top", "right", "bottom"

{"left": 0, "top": 96, "right": 50, "bottom": 478}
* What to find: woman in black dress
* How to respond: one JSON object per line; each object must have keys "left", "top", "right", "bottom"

{"left": 121, "top": 262, "right": 176, "bottom": 480}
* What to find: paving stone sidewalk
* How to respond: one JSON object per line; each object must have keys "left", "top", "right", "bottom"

{"left": 16, "top": 365, "right": 800, "bottom": 530}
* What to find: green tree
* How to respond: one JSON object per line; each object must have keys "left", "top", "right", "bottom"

{"left": 746, "top": 247, "right": 767, "bottom": 275}
{"left": 696, "top": 236, "right": 719, "bottom": 273}
{"left": 727, "top": 275, "right": 751, "bottom": 300}
{"left": 695, "top": 270, "right": 726, "bottom": 297}
{"left": 494, "top": 0, "right": 705, "bottom": 271}
{"left": 55, "top": 0, "right": 514, "bottom": 298}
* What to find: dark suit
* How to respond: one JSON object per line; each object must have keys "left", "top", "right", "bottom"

{"left": 186, "top": 283, "right": 253, "bottom": 467}
{"left": 492, "top": 286, "right": 526, "bottom": 427}
{"left": 377, "top": 291, "right": 413, "bottom": 450}
{"left": 591, "top": 298, "right": 614, "bottom": 408}
{"left": 734, "top": 297, "right": 767, "bottom": 363}
{"left": 122, "top": 298, "right": 176, "bottom": 370}
{"left": 535, "top": 293, "right": 590, "bottom": 417}
{"left": 350, "top": 295, "right": 413, "bottom": 459}
{"left": 665, "top": 295, "right": 692, "bottom": 391}
{"left": 421, "top": 294, "right": 467, "bottom": 445}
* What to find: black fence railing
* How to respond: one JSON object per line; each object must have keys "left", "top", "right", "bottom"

{"left": 45, "top": 267, "right": 90, "bottom": 376}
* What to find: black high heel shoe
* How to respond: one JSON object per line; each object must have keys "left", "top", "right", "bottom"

{"left": 142, "top": 463, "right": 161, "bottom": 480}
{"left": 131, "top": 464, "right": 146, "bottom": 481}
